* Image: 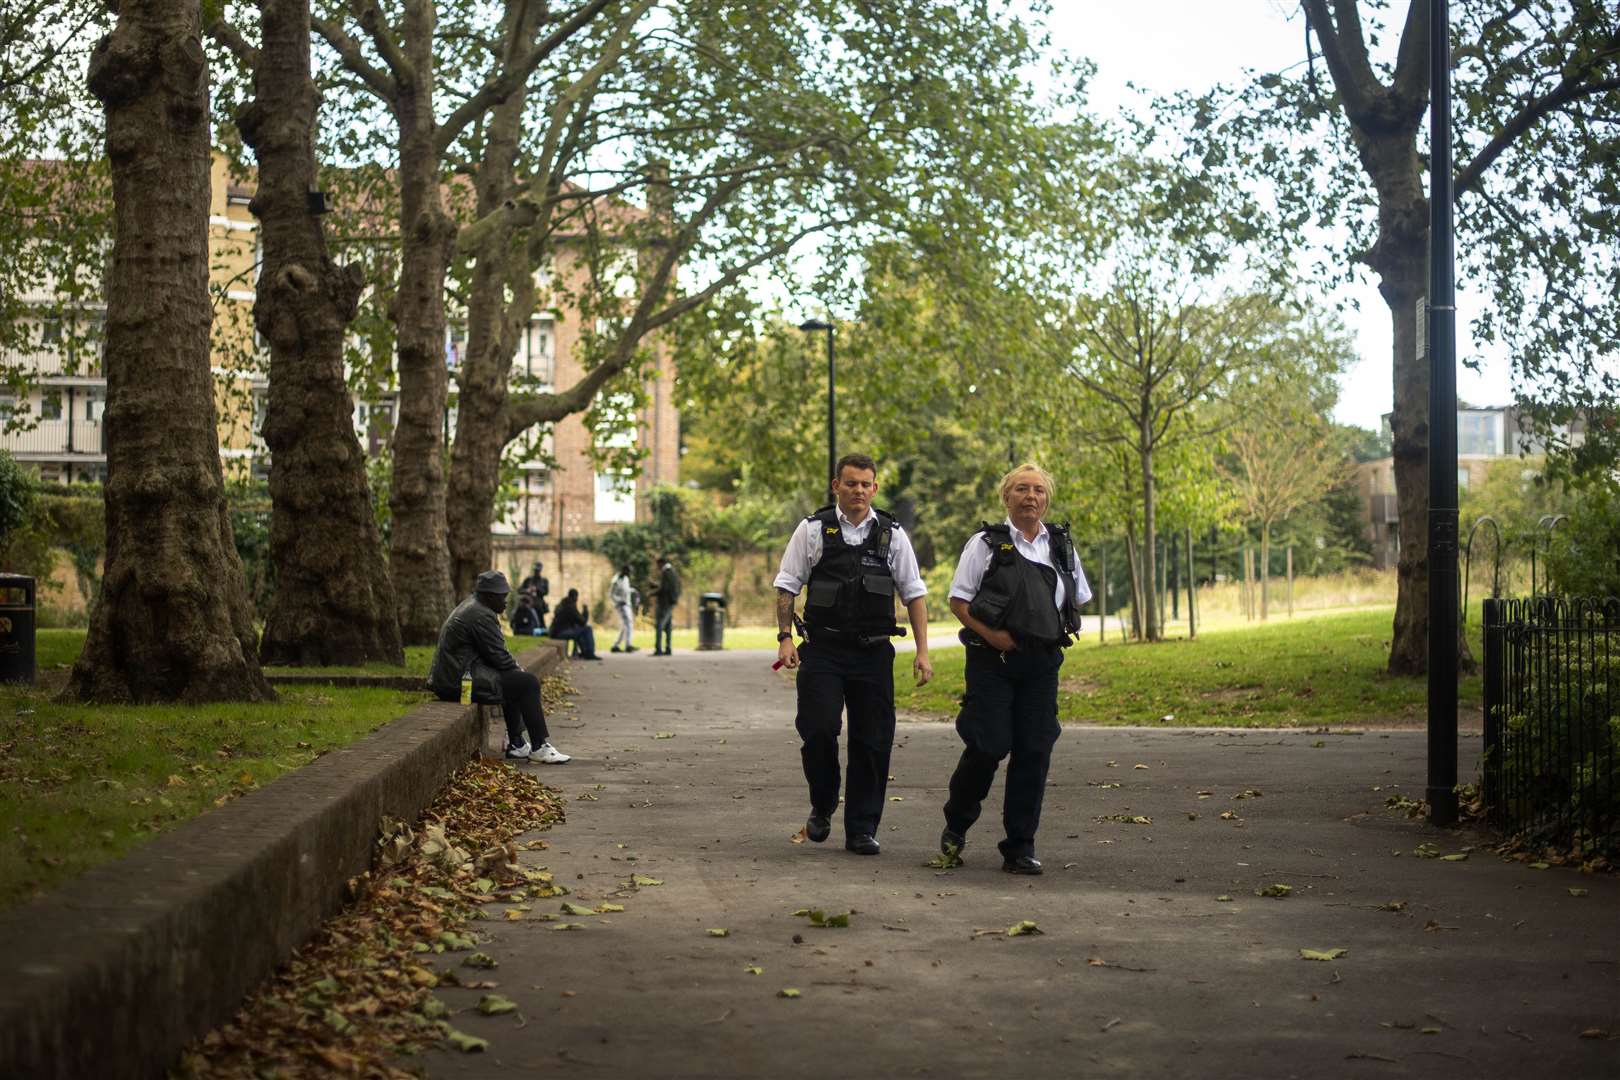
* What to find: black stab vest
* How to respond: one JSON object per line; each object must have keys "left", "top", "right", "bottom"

{"left": 966, "top": 522, "right": 1085, "bottom": 646}
{"left": 802, "top": 506, "right": 899, "bottom": 640}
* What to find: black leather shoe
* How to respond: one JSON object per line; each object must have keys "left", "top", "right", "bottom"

{"left": 845, "top": 834, "right": 881, "bottom": 856}
{"left": 1001, "top": 854, "right": 1043, "bottom": 875}
{"left": 805, "top": 813, "right": 831, "bottom": 843}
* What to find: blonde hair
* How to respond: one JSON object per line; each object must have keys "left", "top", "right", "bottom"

{"left": 998, "top": 462, "right": 1056, "bottom": 507}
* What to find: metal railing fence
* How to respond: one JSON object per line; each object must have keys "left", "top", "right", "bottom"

{"left": 1482, "top": 596, "right": 1620, "bottom": 855}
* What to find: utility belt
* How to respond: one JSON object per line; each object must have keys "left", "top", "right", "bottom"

{"left": 805, "top": 624, "right": 907, "bottom": 650}
{"left": 958, "top": 627, "right": 1067, "bottom": 653}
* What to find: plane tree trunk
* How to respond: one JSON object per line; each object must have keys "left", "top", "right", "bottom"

{"left": 70, "top": 0, "right": 272, "bottom": 702}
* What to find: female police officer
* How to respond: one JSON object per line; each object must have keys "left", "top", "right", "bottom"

{"left": 939, "top": 463, "right": 1089, "bottom": 874}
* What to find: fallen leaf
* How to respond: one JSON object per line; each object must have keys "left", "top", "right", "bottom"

{"left": 1219, "top": 810, "right": 1240, "bottom": 821}
{"left": 1256, "top": 883, "right": 1292, "bottom": 898}
{"left": 464, "top": 952, "right": 498, "bottom": 969}
{"left": 477, "top": 994, "right": 518, "bottom": 1016}
{"left": 1299, "top": 948, "right": 1348, "bottom": 961}
{"left": 744, "top": 965, "right": 763, "bottom": 975}
{"left": 654, "top": 731, "right": 676, "bottom": 739}
{"left": 552, "top": 922, "right": 586, "bottom": 931}
{"left": 633, "top": 875, "right": 664, "bottom": 887}
{"left": 888, "top": 796, "right": 904, "bottom": 802}
{"left": 1377, "top": 900, "right": 1407, "bottom": 912}
{"left": 809, "top": 910, "right": 851, "bottom": 928}
{"left": 1579, "top": 1028, "right": 1609, "bottom": 1039}
{"left": 1215, "top": 895, "right": 1233, "bottom": 902}
{"left": 707, "top": 928, "right": 730, "bottom": 937}
{"left": 560, "top": 902, "right": 596, "bottom": 916}
{"left": 1439, "top": 853, "right": 1469, "bottom": 862}
{"left": 1133, "top": 763, "right": 1149, "bottom": 770}
{"left": 444, "top": 1027, "right": 489, "bottom": 1053}
{"left": 1006, "top": 920, "right": 1042, "bottom": 936}
{"left": 596, "top": 903, "right": 625, "bottom": 913}
{"left": 1569, "top": 888, "right": 1589, "bottom": 897}
{"left": 778, "top": 988, "right": 801, "bottom": 998}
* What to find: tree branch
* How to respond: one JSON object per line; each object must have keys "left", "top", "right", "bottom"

{"left": 312, "top": 16, "right": 397, "bottom": 104}
{"left": 205, "top": 17, "right": 261, "bottom": 72}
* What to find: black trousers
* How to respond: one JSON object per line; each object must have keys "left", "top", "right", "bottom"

{"left": 794, "top": 639, "right": 896, "bottom": 838}
{"left": 942, "top": 643, "right": 1063, "bottom": 859}
{"left": 498, "top": 668, "right": 550, "bottom": 747}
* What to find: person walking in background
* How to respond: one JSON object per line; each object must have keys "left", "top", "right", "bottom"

{"left": 550, "top": 588, "right": 602, "bottom": 660}
{"left": 428, "top": 571, "right": 570, "bottom": 764}
{"left": 653, "top": 554, "right": 680, "bottom": 656}
{"left": 939, "top": 463, "right": 1089, "bottom": 875}
{"left": 609, "top": 564, "right": 638, "bottom": 653}
{"left": 774, "top": 453, "right": 932, "bottom": 857}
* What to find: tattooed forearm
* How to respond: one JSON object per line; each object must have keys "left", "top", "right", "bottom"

{"left": 776, "top": 588, "right": 796, "bottom": 632}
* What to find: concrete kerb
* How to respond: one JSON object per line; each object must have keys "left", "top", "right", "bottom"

{"left": 0, "top": 641, "right": 566, "bottom": 1080}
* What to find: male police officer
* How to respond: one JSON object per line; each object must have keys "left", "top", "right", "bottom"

{"left": 775, "top": 453, "right": 932, "bottom": 855}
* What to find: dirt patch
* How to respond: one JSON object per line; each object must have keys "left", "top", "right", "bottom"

{"left": 1201, "top": 686, "right": 1264, "bottom": 702}
{"left": 1060, "top": 676, "right": 1102, "bottom": 694}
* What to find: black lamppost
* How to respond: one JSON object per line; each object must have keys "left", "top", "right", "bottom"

{"left": 1426, "top": 0, "right": 1460, "bottom": 827}
{"left": 799, "top": 318, "right": 835, "bottom": 486}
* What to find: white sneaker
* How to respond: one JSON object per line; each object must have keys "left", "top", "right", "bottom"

{"left": 504, "top": 741, "right": 533, "bottom": 760}
{"left": 531, "top": 741, "right": 571, "bottom": 764}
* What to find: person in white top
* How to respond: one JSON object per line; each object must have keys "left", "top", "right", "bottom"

{"left": 609, "top": 565, "right": 638, "bottom": 653}
{"left": 773, "top": 453, "right": 932, "bottom": 856}
{"left": 938, "top": 462, "right": 1091, "bottom": 876}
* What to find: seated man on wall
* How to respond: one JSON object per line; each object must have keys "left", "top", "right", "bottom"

{"left": 549, "top": 587, "right": 602, "bottom": 660}
{"left": 428, "top": 570, "right": 571, "bottom": 763}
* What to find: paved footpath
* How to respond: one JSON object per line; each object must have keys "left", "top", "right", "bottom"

{"left": 420, "top": 650, "right": 1619, "bottom": 1079}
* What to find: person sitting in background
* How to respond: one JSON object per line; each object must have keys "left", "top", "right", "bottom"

{"left": 549, "top": 588, "right": 601, "bottom": 660}
{"left": 510, "top": 593, "right": 542, "bottom": 636}
{"left": 427, "top": 570, "right": 570, "bottom": 763}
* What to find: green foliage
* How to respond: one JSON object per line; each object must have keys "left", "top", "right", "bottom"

{"left": 225, "top": 479, "right": 274, "bottom": 620}
{"left": 1541, "top": 478, "right": 1620, "bottom": 598}
{"left": 0, "top": 450, "right": 36, "bottom": 551}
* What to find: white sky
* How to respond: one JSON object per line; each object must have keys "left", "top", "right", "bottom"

{"left": 1042, "top": 0, "right": 1514, "bottom": 431}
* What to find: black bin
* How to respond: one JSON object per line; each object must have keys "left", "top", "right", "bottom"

{"left": 697, "top": 592, "right": 727, "bottom": 651}
{"left": 0, "top": 574, "right": 36, "bottom": 684}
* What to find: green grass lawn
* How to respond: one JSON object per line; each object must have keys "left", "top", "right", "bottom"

{"left": 35, "top": 630, "right": 533, "bottom": 679}
{"left": 893, "top": 606, "right": 1484, "bottom": 728}
{"left": 0, "top": 680, "right": 429, "bottom": 910}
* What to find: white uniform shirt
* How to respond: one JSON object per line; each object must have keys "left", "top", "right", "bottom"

{"left": 773, "top": 507, "right": 928, "bottom": 603}
{"left": 949, "top": 518, "right": 1092, "bottom": 610}
{"left": 609, "top": 574, "right": 633, "bottom": 607}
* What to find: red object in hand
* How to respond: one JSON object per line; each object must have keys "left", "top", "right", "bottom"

{"left": 771, "top": 658, "right": 786, "bottom": 671}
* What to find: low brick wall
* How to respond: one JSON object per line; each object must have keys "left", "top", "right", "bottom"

{"left": 0, "top": 642, "right": 566, "bottom": 1080}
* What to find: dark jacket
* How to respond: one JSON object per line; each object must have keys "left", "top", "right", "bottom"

{"left": 656, "top": 564, "right": 680, "bottom": 608}
{"left": 510, "top": 603, "right": 540, "bottom": 635}
{"left": 428, "top": 596, "right": 519, "bottom": 703}
{"left": 551, "top": 596, "right": 588, "bottom": 635}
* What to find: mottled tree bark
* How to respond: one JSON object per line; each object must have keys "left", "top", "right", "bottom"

{"left": 234, "top": 0, "right": 403, "bottom": 666}
{"left": 70, "top": 0, "right": 272, "bottom": 702}
{"left": 387, "top": 0, "right": 456, "bottom": 645}
{"left": 447, "top": 10, "right": 538, "bottom": 598}
{"left": 1305, "top": 0, "right": 1474, "bottom": 677}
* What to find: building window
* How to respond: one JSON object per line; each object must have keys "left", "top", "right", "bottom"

{"left": 85, "top": 393, "right": 104, "bottom": 422}
{"left": 40, "top": 391, "right": 62, "bottom": 421}
{"left": 40, "top": 317, "right": 61, "bottom": 345}
{"left": 1459, "top": 412, "right": 1500, "bottom": 456}
{"left": 594, "top": 471, "right": 635, "bottom": 523}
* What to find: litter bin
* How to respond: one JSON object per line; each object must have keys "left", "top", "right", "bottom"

{"left": 0, "top": 574, "right": 36, "bottom": 684}
{"left": 697, "top": 592, "right": 727, "bottom": 651}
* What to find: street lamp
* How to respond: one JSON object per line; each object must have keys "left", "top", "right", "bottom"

{"left": 798, "top": 318, "right": 835, "bottom": 487}
{"left": 1426, "top": 0, "right": 1460, "bottom": 827}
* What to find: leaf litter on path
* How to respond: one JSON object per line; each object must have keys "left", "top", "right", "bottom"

{"left": 176, "top": 757, "right": 566, "bottom": 1077}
